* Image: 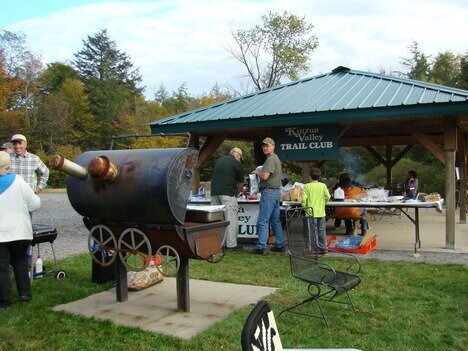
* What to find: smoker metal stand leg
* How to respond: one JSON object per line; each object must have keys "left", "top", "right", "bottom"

{"left": 177, "top": 258, "right": 190, "bottom": 312}
{"left": 115, "top": 257, "right": 128, "bottom": 302}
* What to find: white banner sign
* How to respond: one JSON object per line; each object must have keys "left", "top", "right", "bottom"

{"left": 237, "top": 203, "right": 259, "bottom": 238}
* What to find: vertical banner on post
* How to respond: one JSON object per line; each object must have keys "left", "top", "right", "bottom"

{"left": 273, "top": 124, "right": 339, "bottom": 161}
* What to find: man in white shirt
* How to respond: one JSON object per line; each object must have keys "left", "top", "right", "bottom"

{"left": 10, "top": 134, "right": 49, "bottom": 194}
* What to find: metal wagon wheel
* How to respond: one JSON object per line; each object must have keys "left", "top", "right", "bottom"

{"left": 118, "top": 228, "right": 151, "bottom": 272}
{"left": 155, "top": 245, "right": 180, "bottom": 277}
{"left": 88, "top": 225, "right": 117, "bottom": 267}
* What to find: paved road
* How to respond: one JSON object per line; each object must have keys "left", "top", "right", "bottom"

{"left": 33, "top": 193, "right": 468, "bottom": 265}
{"left": 33, "top": 193, "right": 88, "bottom": 260}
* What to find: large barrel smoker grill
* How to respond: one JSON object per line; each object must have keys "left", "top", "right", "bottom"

{"left": 50, "top": 148, "right": 228, "bottom": 312}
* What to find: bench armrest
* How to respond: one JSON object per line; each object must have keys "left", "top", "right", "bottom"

{"left": 327, "top": 248, "right": 362, "bottom": 275}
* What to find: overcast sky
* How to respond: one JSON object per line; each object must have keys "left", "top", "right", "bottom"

{"left": 1, "top": 0, "right": 467, "bottom": 98}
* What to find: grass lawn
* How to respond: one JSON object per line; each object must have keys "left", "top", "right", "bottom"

{"left": 0, "top": 251, "right": 467, "bottom": 351}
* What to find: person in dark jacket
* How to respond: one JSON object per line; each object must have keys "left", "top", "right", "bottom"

{"left": 211, "top": 147, "right": 245, "bottom": 250}
{"left": 399, "top": 170, "right": 419, "bottom": 200}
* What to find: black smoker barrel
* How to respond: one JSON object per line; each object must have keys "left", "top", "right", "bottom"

{"left": 50, "top": 148, "right": 228, "bottom": 312}
{"left": 66, "top": 148, "right": 197, "bottom": 224}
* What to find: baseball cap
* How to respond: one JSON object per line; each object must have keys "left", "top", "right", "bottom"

{"left": 0, "top": 151, "right": 11, "bottom": 174}
{"left": 11, "top": 134, "right": 27, "bottom": 143}
{"left": 230, "top": 147, "right": 243, "bottom": 158}
{"left": 0, "top": 142, "right": 13, "bottom": 149}
{"left": 262, "top": 137, "right": 275, "bottom": 145}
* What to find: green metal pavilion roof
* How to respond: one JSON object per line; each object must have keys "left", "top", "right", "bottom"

{"left": 150, "top": 66, "right": 468, "bottom": 134}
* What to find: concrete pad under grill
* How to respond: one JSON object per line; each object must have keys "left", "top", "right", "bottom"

{"left": 53, "top": 277, "right": 277, "bottom": 339}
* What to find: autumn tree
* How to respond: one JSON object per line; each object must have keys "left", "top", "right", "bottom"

{"left": 35, "top": 78, "right": 99, "bottom": 151}
{"left": 198, "top": 83, "right": 232, "bottom": 107}
{"left": 228, "top": 11, "right": 318, "bottom": 91}
{"left": 129, "top": 97, "right": 186, "bottom": 150}
{"left": 0, "top": 30, "right": 43, "bottom": 134}
{"left": 39, "top": 62, "right": 77, "bottom": 94}
{"left": 0, "top": 50, "right": 22, "bottom": 137}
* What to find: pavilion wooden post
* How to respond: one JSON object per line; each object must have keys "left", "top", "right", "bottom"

{"left": 459, "top": 134, "right": 467, "bottom": 223}
{"left": 444, "top": 119, "right": 457, "bottom": 249}
{"left": 193, "top": 133, "right": 226, "bottom": 192}
{"left": 365, "top": 145, "right": 413, "bottom": 192}
{"left": 298, "top": 161, "right": 319, "bottom": 183}
{"left": 459, "top": 158, "right": 466, "bottom": 223}
{"left": 385, "top": 146, "right": 392, "bottom": 188}
{"left": 456, "top": 126, "right": 467, "bottom": 223}
{"left": 299, "top": 162, "right": 311, "bottom": 183}
{"left": 188, "top": 134, "right": 201, "bottom": 193}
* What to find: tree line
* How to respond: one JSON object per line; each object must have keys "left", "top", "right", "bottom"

{"left": 1, "top": 12, "right": 467, "bottom": 192}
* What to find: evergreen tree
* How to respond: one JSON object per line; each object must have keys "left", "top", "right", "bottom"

{"left": 73, "top": 29, "right": 143, "bottom": 147}
{"left": 458, "top": 51, "right": 468, "bottom": 89}
{"left": 429, "top": 51, "right": 461, "bottom": 86}
{"left": 159, "top": 83, "right": 193, "bottom": 114}
{"left": 154, "top": 83, "right": 169, "bottom": 105}
{"left": 73, "top": 29, "right": 142, "bottom": 93}
{"left": 399, "top": 41, "right": 431, "bottom": 81}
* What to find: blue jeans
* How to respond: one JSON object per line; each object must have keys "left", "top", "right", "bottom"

{"left": 344, "top": 209, "right": 369, "bottom": 233}
{"left": 306, "top": 217, "right": 327, "bottom": 251}
{"left": 256, "top": 189, "right": 284, "bottom": 249}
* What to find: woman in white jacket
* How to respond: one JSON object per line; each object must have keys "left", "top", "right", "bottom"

{"left": 0, "top": 151, "right": 40, "bottom": 308}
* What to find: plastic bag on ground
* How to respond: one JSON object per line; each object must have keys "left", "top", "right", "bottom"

{"left": 333, "top": 235, "right": 363, "bottom": 249}
{"left": 127, "top": 255, "right": 164, "bottom": 291}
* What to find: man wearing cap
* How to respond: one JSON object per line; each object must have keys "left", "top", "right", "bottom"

{"left": 0, "top": 142, "right": 13, "bottom": 154}
{"left": 9, "top": 134, "right": 49, "bottom": 194}
{"left": 0, "top": 151, "right": 41, "bottom": 308}
{"left": 252, "top": 137, "right": 286, "bottom": 254}
{"left": 211, "top": 147, "right": 245, "bottom": 250}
